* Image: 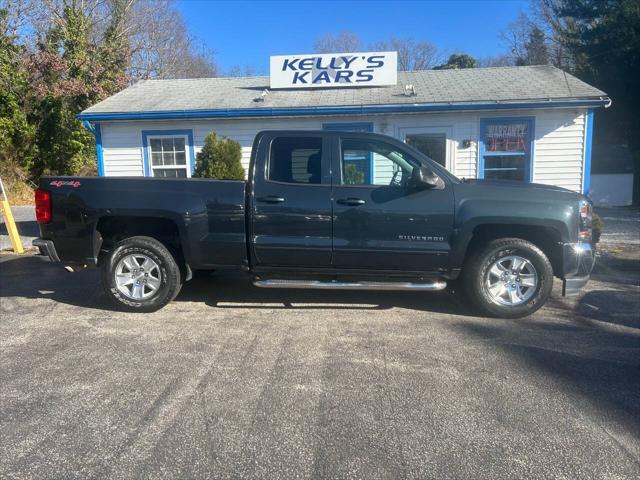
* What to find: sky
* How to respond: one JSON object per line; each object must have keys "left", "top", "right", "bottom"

{"left": 177, "top": 0, "right": 531, "bottom": 74}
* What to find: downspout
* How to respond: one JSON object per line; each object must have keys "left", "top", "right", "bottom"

{"left": 582, "top": 110, "right": 594, "bottom": 196}
{"left": 82, "top": 120, "right": 105, "bottom": 176}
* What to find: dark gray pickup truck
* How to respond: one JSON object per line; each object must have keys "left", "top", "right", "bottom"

{"left": 34, "top": 130, "right": 595, "bottom": 318}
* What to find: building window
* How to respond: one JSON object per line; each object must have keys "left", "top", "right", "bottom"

{"left": 323, "top": 122, "right": 374, "bottom": 183}
{"left": 142, "top": 129, "right": 194, "bottom": 178}
{"left": 480, "top": 117, "right": 534, "bottom": 182}
{"left": 268, "top": 137, "right": 323, "bottom": 184}
{"left": 149, "top": 137, "right": 188, "bottom": 177}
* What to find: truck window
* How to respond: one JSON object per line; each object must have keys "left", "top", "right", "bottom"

{"left": 340, "top": 139, "right": 416, "bottom": 187}
{"left": 268, "top": 137, "right": 323, "bottom": 184}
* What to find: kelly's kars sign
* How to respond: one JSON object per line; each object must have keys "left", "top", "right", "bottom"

{"left": 270, "top": 51, "right": 397, "bottom": 89}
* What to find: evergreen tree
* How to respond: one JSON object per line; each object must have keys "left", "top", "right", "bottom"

{"left": 516, "top": 27, "right": 549, "bottom": 66}
{"left": 545, "top": 0, "right": 640, "bottom": 202}
{"left": 0, "top": 9, "right": 36, "bottom": 172}
{"left": 194, "top": 132, "right": 244, "bottom": 180}
{"left": 27, "top": 2, "right": 130, "bottom": 176}
{"left": 434, "top": 53, "right": 477, "bottom": 70}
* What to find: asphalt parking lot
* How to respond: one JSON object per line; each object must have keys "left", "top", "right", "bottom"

{"left": 1, "top": 241, "right": 639, "bottom": 479}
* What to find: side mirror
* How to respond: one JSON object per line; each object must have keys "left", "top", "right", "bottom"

{"left": 411, "top": 165, "right": 444, "bottom": 189}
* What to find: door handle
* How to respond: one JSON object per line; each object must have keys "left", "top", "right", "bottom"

{"left": 257, "top": 195, "right": 285, "bottom": 204}
{"left": 337, "top": 198, "right": 366, "bottom": 206}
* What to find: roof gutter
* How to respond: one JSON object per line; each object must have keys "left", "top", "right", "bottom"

{"left": 77, "top": 97, "right": 611, "bottom": 122}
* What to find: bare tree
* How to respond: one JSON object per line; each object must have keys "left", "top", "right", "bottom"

{"left": 5, "top": 0, "right": 218, "bottom": 79}
{"left": 532, "top": 0, "right": 577, "bottom": 70}
{"left": 313, "top": 31, "right": 442, "bottom": 71}
{"left": 500, "top": 8, "right": 572, "bottom": 69}
{"left": 313, "top": 31, "right": 363, "bottom": 53}
{"left": 500, "top": 13, "right": 534, "bottom": 64}
{"left": 126, "top": 0, "right": 217, "bottom": 79}
{"left": 0, "top": 0, "right": 39, "bottom": 38}
{"left": 478, "top": 54, "right": 516, "bottom": 68}
{"left": 369, "top": 37, "right": 441, "bottom": 71}
{"left": 226, "top": 64, "right": 263, "bottom": 77}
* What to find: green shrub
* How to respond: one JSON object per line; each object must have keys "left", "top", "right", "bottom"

{"left": 193, "top": 131, "right": 244, "bottom": 180}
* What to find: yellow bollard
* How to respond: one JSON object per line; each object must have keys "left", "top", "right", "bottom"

{"left": 0, "top": 176, "right": 25, "bottom": 254}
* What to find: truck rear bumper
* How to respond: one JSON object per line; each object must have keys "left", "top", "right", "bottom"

{"left": 561, "top": 242, "right": 595, "bottom": 296}
{"left": 33, "top": 238, "right": 60, "bottom": 262}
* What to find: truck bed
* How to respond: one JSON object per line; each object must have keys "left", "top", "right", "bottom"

{"left": 38, "top": 176, "right": 248, "bottom": 268}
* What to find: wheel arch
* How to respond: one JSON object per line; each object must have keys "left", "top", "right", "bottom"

{"left": 95, "top": 216, "right": 189, "bottom": 278}
{"left": 457, "top": 223, "right": 564, "bottom": 276}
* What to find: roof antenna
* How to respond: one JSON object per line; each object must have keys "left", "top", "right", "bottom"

{"left": 404, "top": 84, "right": 416, "bottom": 96}
{"left": 254, "top": 89, "right": 269, "bottom": 102}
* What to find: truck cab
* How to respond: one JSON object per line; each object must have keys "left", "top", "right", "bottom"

{"left": 249, "top": 131, "right": 455, "bottom": 276}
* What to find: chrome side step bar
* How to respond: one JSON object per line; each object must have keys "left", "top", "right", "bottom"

{"left": 253, "top": 279, "right": 447, "bottom": 291}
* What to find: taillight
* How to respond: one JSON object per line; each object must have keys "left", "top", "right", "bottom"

{"left": 35, "top": 188, "right": 51, "bottom": 224}
{"left": 578, "top": 199, "right": 592, "bottom": 241}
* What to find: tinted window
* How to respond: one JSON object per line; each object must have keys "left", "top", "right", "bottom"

{"left": 340, "top": 139, "right": 416, "bottom": 187}
{"left": 268, "top": 137, "right": 323, "bottom": 184}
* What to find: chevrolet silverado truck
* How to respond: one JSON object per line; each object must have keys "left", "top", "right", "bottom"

{"left": 33, "top": 130, "right": 595, "bottom": 318}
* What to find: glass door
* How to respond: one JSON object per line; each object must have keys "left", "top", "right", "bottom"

{"left": 399, "top": 126, "right": 453, "bottom": 172}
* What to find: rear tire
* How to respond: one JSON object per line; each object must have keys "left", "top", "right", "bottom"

{"left": 101, "top": 236, "right": 182, "bottom": 312}
{"left": 463, "top": 238, "right": 553, "bottom": 318}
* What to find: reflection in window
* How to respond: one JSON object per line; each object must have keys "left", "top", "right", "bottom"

{"left": 340, "top": 139, "right": 416, "bottom": 187}
{"left": 268, "top": 137, "right": 322, "bottom": 184}
{"left": 484, "top": 156, "right": 526, "bottom": 181}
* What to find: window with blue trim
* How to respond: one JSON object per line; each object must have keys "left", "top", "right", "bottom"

{"left": 323, "top": 122, "right": 373, "bottom": 183}
{"left": 142, "top": 129, "right": 195, "bottom": 178}
{"left": 480, "top": 117, "right": 534, "bottom": 182}
{"left": 149, "top": 137, "right": 187, "bottom": 177}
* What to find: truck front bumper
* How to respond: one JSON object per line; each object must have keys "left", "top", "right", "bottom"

{"left": 561, "top": 242, "right": 595, "bottom": 296}
{"left": 33, "top": 238, "right": 60, "bottom": 262}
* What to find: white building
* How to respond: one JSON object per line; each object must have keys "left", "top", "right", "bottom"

{"left": 78, "top": 64, "right": 609, "bottom": 195}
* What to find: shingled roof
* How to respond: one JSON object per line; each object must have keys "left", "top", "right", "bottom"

{"left": 80, "top": 65, "right": 608, "bottom": 119}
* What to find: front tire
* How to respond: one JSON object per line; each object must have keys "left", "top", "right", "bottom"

{"left": 101, "top": 236, "right": 182, "bottom": 312}
{"left": 464, "top": 238, "right": 553, "bottom": 318}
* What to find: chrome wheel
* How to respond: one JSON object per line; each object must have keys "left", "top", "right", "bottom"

{"left": 114, "top": 254, "right": 162, "bottom": 300}
{"left": 485, "top": 255, "right": 538, "bottom": 306}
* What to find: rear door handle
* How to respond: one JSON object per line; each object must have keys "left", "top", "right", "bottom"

{"left": 257, "top": 195, "right": 285, "bottom": 204}
{"left": 337, "top": 198, "right": 366, "bottom": 206}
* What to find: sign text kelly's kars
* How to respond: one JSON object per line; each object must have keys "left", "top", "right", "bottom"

{"left": 270, "top": 51, "right": 397, "bottom": 89}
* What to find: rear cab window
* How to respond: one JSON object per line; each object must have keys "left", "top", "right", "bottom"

{"left": 268, "top": 137, "right": 323, "bottom": 184}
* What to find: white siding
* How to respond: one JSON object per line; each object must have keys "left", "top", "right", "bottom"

{"left": 99, "top": 107, "right": 588, "bottom": 193}
{"left": 531, "top": 110, "right": 586, "bottom": 192}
